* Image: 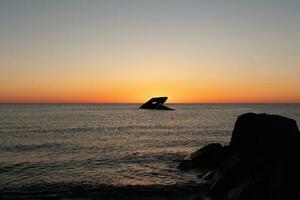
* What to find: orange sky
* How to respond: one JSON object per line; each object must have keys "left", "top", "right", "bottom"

{"left": 0, "top": 1, "right": 300, "bottom": 103}
{"left": 1, "top": 75, "right": 299, "bottom": 103}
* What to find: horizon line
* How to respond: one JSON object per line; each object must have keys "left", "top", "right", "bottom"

{"left": 0, "top": 102, "right": 299, "bottom": 105}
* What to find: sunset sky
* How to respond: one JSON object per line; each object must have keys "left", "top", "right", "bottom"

{"left": 0, "top": 0, "right": 299, "bottom": 103}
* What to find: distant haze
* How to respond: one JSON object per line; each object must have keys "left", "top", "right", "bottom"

{"left": 0, "top": 0, "right": 299, "bottom": 103}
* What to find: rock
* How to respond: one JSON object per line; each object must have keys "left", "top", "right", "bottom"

{"left": 139, "top": 97, "right": 174, "bottom": 110}
{"left": 209, "top": 154, "right": 243, "bottom": 199}
{"left": 178, "top": 143, "right": 225, "bottom": 170}
{"left": 180, "top": 113, "right": 300, "bottom": 200}
{"left": 229, "top": 113, "right": 300, "bottom": 162}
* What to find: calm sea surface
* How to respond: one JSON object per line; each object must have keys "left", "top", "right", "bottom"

{"left": 1, "top": 104, "right": 300, "bottom": 199}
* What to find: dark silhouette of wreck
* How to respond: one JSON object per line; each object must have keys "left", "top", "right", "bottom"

{"left": 139, "top": 97, "right": 173, "bottom": 110}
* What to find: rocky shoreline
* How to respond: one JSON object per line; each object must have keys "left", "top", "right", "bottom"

{"left": 179, "top": 113, "right": 300, "bottom": 200}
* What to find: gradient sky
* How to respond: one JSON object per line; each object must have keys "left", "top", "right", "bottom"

{"left": 0, "top": 0, "right": 299, "bottom": 103}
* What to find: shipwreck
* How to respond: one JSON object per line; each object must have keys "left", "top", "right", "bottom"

{"left": 139, "top": 97, "right": 173, "bottom": 110}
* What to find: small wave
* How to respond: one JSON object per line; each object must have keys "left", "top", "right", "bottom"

{"left": 0, "top": 143, "right": 63, "bottom": 153}
{"left": 0, "top": 182, "right": 208, "bottom": 200}
{"left": 2, "top": 124, "right": 196, "bottom": 135}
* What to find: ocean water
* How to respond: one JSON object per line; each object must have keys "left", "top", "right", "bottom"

{"left": 0, "top": 104, "right": 300, "bottom": 199}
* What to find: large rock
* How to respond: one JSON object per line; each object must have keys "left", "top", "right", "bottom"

{"left": 230, "top": 113, "right": 300, "bottom": 162}
{"left": 178, "top": 143, "right": 226, "bottom": 170}
{"left": 179, "top": 113, "right": 300, "bottom": 200}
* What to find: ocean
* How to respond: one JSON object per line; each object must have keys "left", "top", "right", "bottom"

{"left": 0, "top": 104, "right": 300, "bottom": 199}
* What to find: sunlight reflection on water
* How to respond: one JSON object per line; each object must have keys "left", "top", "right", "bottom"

{"left": 0, "top": 104, "right": 299, "bottom": 190}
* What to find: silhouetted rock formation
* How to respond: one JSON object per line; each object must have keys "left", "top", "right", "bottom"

{"left": 179, "top": 113, "right": 300, "bottom": 200}
{"left": 140, "top": 97, "right": 173, "bottom": 110}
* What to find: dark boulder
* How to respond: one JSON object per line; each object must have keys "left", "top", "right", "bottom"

{"left": 208, "top": 154, "right": 244, "bottom": 199}
{"left": 229, "top": 113, "right": 300, "bottom": 162}
{"left": 178, "top": 143, "right": 225, "bottom": 170}
{"left": 179, "top": 113, "right": 300, "bottom": 200}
